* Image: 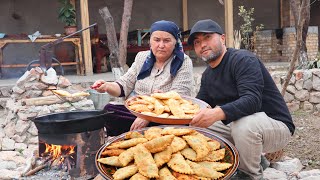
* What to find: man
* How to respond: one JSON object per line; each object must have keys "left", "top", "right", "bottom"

{"left": 188, "top": 19, "right": 295, "bottom": 180}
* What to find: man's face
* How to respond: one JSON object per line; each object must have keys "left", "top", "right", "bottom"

{"left": 193, "top": 33, "right": 225, "bottom": 63}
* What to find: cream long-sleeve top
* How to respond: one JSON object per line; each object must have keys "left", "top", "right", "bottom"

{"left": 116, "top": 50, "right": 194, "bottom": 99}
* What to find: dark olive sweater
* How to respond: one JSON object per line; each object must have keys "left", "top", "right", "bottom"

{"left": 196, "top": 48, "right": 295, "bottom": 134}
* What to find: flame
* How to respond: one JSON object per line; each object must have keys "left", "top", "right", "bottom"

{"left": 44, "top": 143, "right": 75, "bottom": 159}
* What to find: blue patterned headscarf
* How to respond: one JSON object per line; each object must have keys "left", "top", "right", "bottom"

{"left": 137, "top": 20, "right": 184, "bottom": 80}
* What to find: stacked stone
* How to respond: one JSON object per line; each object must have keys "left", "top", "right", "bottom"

{"left": 0, "top": 86, "right": 12, "bottom": 109}
{"left": 272, "top": 69, "right": 320, "bottom": 113}
{"left": 0, "top": 67, "right": 95, "bottom": 178}
{"left": 282, "top": 26, "right": 319, "bottom": 61}
{"left": 254, "top": 30, "right": 281, "bottom": 62}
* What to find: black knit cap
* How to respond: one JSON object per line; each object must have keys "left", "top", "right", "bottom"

{"left": 187, "top": 19, "right": 224, "bottom": 45}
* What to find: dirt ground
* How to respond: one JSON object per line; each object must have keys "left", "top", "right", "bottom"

{"left": 284, "top": 111, "right": 320, "bottom": 170}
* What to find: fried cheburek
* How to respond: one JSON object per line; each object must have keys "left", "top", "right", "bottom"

{"left": 127, "top": 91, "right": 201, "bottom": 119}
{"left": 97, "top": 127, "right": 234, "bottom": 180}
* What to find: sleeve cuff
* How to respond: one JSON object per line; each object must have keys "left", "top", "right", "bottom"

{"left": 115, "top": 82, "right": 125, "bottom": 97}
{"left": 220, "top": 104, "right": 236, "bottom": 125}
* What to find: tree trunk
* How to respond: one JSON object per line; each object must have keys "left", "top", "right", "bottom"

{"left": 118, "top": 0, "right": 134, "bottom": 68}
{"left": 281, "top": 0, "right": 310, "bottom": 96}
{"left": 99, "top": 7, "right": 124, "bottom": 80}
{"left": 289, "top": 0, "right": 310, "bottom": 69}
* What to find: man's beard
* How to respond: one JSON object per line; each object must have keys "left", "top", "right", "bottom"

{"left": 201, "top": 49, "right": 222, "bottom": 63}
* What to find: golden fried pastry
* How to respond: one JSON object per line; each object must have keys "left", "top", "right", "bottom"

{"left": 167, "top": 152, "right": 193, "bottom": 175}
{"left": 129, "top": 173, "right": 149, "bottom": 180}
{"left": 98, "top": 127, "right": 234, "bottom": 180}
{"left": 164, "top": 105, "right": 171, "bottom": 112}
{"left": 170, "top": 137, "right": 187, "bottom": 153}
{"left": 141, "top": 111, "right": 157, "bottom": 116}
{"left": 154, "top": 99, "right": 165, "bottom": 115}
{"left": 200, "top": 148, "right": 226, "bottom": 162}
{"left": 101, "top": 149, "right": 125, "bottom": 156}
{"left": 139, "top": 95, "right": 157, "bottom": 104}
{"left": 125, "top": 131, "right": 144, "bottom": 139}
{"left": 190, "top": 132, "right": 212, "bottom": 141}
{"left": 167, "top": 99, "right": 185, "bottom": 118}
{"left": 144, "top": 127, "right": 163, "bottom": 140}
{"left": 113, "top": 164, "right": 138, "bottom": 180}
{"left": 97, "top": 156, "right": 123, "bottom": 167}
{"left": 107, "top": 138, "right": 148, "bottom": 149}
{"left": 186, "top": 160, "right": 224, "bottom": 179}
{"left": 143, "top": 135, "right": 175, "bottom": 153}
{"left": 129, "top": 99, "right": 152, "bottom": 106}
{"left": 172, "top": 171, "right": 197, "bottom": 179}
{"left": 71, "top": 91, "right": 90, "bottom": 97}
{"left": 162, "top": 128, "right": 195, "bottom": 136}
{"left": 129, "top": 104, "right": 151, "bottom": 113}
{"left": 196, "top": 161, "right": 233, "bottom": 171}
{"left": 119, "top": 147, "right": 135, "bottom": 166}
{"left": 133, "top": 144, "right": 159, "bottom": 178}
{"left": 208, "top": 140, "right": 221, "bottom": 151}
{"left": 180, "top": 147, "right": 198, "bottom": 161}
{"left": 157, "top": 113, "right": 170, "bottom": 118}
{"left": 154, "top": 146, "right": 173, "bottom": 167}
{"left": 52, "top": 89, "right": 71, "bottom": 97}
{"left": 183, "top": 135, "right": 210, "bottom": 160}
{"left": 151, "top": 91, "right": 182, "bottom": 100}
{"left": 180, "top": 103, "right": 200, "bottom": 114}
{"left": 159, "top": 166, "right": 177, "bottom": 180}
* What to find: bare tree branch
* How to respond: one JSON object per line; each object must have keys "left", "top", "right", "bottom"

{"left": 281, "top": 0, "right": 310, "bottom": 96}
{"left": 99, "top": 7, "right": 120, "bottom": 69}
{"left": 119, "top": 0, "right": 133, "bottom": 67}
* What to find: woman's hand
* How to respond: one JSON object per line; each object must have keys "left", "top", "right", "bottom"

{"left": 130, "top": 117, "right": 149, "bottom": 130}
{"left": 96, "top": 82, "right": 109, "bottom": 93}
{"left": 91, "top": 80, "right": 106, "bottom": 90}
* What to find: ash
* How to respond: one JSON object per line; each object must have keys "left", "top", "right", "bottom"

{"left": 17, "top": 169, "right": 70, "bottom": 180}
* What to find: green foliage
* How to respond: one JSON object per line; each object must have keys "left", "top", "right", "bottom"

{"left": 17, "top": 148, "right": 24, "bottom": 154}
{"left": 238, "top": 6, "right": 264, "bottom": 50}
{"left": 58, "top": 0, "right": 76, "bottom": 26}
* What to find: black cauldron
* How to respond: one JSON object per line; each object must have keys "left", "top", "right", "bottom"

{"left": 32, "top": 110, "right": 112, "bottom": 134}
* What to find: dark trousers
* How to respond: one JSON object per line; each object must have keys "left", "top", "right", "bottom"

{"left": 103, "top": 104, "right": 159, "bottom": 136}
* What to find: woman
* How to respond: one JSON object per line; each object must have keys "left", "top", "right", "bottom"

{"left": 93, "top": 20, "right": 194, "bottom": 135}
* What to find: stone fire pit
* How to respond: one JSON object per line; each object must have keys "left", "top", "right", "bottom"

{"left": 0, "top": 67, "right": 95, "bottom": 179}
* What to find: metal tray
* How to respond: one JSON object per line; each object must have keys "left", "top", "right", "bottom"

{"left": 95, "top": 125, "right": 239, "bottom": 180}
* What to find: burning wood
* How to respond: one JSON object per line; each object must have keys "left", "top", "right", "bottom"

{"left": 22, "top": 143, "right": 77, "bottom": 176}
{"left": 22, "top": 157, "right": 53, "bottom": 177}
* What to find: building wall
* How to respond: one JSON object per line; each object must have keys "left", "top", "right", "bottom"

{"left": 0, "top": 0, "right": 293, "bottom": 78}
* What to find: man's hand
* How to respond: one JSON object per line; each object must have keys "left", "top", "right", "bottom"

{"left": 130, "top": 117, "right": 150, "bottom": 130}
{"left": 189, "top": 107, "right": 226, "bottom": 128}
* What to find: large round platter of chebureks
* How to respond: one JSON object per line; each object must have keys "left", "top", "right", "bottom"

{"left": 125, "top": 91, "right": 211, "bottom": 124}
{"left": 95, "top": 125, "right": 239, "bottom": 180}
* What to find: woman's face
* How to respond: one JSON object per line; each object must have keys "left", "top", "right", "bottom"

{"left": 150, "top": 31, "right": 176, "bottom": 62}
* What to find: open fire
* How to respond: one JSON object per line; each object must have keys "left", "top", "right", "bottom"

{"left": 43, "top": 144, "right": 76, "bottom": 160}
{"left": 40, "top": 143, "right": 77, "bottom": 170}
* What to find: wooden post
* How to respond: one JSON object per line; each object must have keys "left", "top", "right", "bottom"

{"left": 80, "top": 0, "right": 93, "bottom": 75}
{"left": 182, "top": 0, "right": 188, "bottom": 31}
{"left": 224, "top": 0, "right": 234, "bottom": 48}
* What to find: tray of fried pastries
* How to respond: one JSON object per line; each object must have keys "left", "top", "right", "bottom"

{"left": 95, "top": 125, "right": 239, "bottom": 180}
{"left": 124, "top": 91, "right": 211, "bottom": 124}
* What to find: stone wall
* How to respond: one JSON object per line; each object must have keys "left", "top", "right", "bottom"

{"left": 272, "top": 69, "right": 320, "bottom": 113}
